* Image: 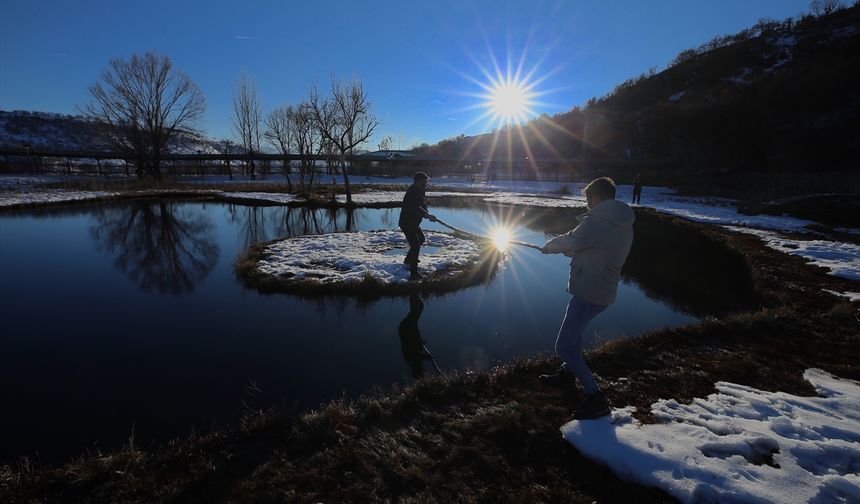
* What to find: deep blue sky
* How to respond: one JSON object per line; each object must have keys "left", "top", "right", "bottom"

{"left": 1, "top": 0, "right": 811, "bottom": 147}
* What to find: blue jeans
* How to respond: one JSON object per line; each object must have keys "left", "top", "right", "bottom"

{"left": 555, "top": 296, "right": 607, "bottom": 395}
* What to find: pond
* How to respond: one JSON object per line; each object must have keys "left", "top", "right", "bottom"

{"left": 0, "top": 199, "right": 715, "bottom": 464}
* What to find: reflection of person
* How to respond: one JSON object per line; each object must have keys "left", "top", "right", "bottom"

{"left": 632, "top": 174, "right": 643, "bottom": 204}
{"left": 539, "top": 177, "right": 635, "bottom": 419}
{"left": 399, "top": 172, "right": 437, "bottom": 280}
{"left": 398, "top": 292, "right": 435, "bottom": 379}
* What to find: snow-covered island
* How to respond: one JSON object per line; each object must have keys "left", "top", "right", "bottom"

{"left": 235, "top": 230, "right": 501, "bottom": 296}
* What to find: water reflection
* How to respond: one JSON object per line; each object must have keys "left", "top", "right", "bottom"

{"left": 398, "top": 292, "right": 440, "bottom": 378}
{"left": 0, "top": 201, "right": 711, "bottom": 464}
{"left": 281, "top": 206, "right": 356, "bottom": 237}
{"left": 90, "top": 200, "right": 219, "bottom": 294}
{"left": 477, "top": 204, "right": 759, "bottom": 316}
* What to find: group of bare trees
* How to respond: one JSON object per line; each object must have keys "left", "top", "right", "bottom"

{"left": 256, "top": 77, "right": 380, "bottom": 201}
{"left": 84, "top": 52, "right": 380, "bottom": 203}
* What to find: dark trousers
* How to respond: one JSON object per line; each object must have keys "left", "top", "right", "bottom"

{"left": 401, "top": 225, "right": 425, "bottom": 267}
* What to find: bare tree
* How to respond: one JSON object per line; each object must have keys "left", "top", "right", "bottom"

{"left": 232, "top": 71, "right": 262, "bottom": 179}
{"left": 288, "top": 101, "right": 325, "bottom": 194}
{"left": 810, "top": 0, "right": 843, "bottom": 16}
{"left": 377, "top": 134, "right": 407, "bottom": 152}
{"left": 217, "top": 138, "right": 238, "bottom": 180}
{"left": 309, "top": 77, "right": 381, "bottom": 205}
{"left": 85, "top": 52, "right": 205, "bottom": 180}
{"left": 264, "top": 105, "right": 294, "bottom": 190}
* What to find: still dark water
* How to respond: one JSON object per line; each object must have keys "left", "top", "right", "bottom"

{"left": 0, "top": 200, "right": 696, "bottom": 463}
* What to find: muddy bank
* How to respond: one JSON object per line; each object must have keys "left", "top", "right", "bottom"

{"left": 2, "top": 210, "right": 858, "bottom": 503}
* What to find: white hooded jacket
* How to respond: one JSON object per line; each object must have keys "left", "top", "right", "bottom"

{"left": 543, "top": 199, "right": 635, "bottom": 305}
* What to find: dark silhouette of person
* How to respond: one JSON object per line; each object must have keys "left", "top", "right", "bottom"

{"left": 398, "top": 292, "right": 436, "bottom": 379}
{"left": 632, "top": 174, "right": 643, "bottom": 204}
{"left": 399, "top": 172, "right": 437, "bottom": 280}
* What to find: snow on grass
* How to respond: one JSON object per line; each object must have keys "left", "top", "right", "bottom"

{"left": 0, "top": 189, "right": 120, "bottom": 207}
{"left": 217, "top": 191, "right": 303, "bottom": 204}
{"left": 332, "top": 189, "right": 583, "bottom": 208}
{"left": 823, "top": 290, "right": 860, "bottom": 302}
{"left": 334, "top": 190, "right": 484, "bottom": 205}
{"left": 481, "top": 193, "right": 585, "bottom": 208}
{"left": 0, "top": 176, "right": 55, "bottom": 190}
{"left": 725, "top": 226, "right": 860, "bottom": 282}
{"left": 562, "top": 369, "right": 860, "bottom": 504}
{"left": 255, "top": 230, "right": 481, "bottom": 285}
{"left": 649, "top": 196, "right": 819, "bottom": 233}
{"left": 669, "top": 91, "right": 685, "bottom": 102}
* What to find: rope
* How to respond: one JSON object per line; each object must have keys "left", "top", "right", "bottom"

{"left": 431, "top": 217, "right": 543, "bottom": 251}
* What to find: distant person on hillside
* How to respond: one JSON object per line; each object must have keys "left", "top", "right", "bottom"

{"left": 632, "top": 174, "right": 643, "bottom": 204}
{"left": 399, "top": 172, "right": 437, "bottom": 280}
{"left": 539, "top": 177, "right": 635, "bottom": 419}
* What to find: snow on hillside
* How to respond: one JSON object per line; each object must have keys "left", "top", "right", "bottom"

{"left": 0, "top": 110, "right": 220, "bottom": 153}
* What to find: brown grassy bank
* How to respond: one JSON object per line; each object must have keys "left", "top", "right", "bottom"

{"left": 2, "top": 210, "right": 859, "bottom": 503}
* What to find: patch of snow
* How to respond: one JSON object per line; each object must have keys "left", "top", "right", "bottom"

{"left": 0, "top": 176, "right": 55, "bottom": 190}
{"left": 649, "top": 198, "right": 818, "bottom": 233}
{"left": 775, "top": 35, "right": 796, "bottom": 47}
{"left": 217, "top": 191, "right": 303, "bottom": 204}
{"left": 669, "top": 91, "right": 685, "bottom": 102}
{"left": 835, "top": 227, "right": 860, "bottom": 236}
{"left": 562, "top": 369, "right": 860, "bottom": 504}
{"left": 725, "top": 226, "right": 860, "bottom": 281}
{"left": 334, "top": 190, "right": 483, "bottom": 205}
{"left": 822, "top": 290, "right": 860, "bottom": 302}
{"left": 255, "top": 230, "right": 481, "bottom": 285}
{"left": 0, "top": 190, "right": 120, "bottom": 207}
{"left": 765, "top": 56, "right": 792, "bottom": 72}
{"left": 724, "top": 67, "right": 754, "bottom": 84}
{"left": 481, "top": 193, "right": 585, "bottom": 208}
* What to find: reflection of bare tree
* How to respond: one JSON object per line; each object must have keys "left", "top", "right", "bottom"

{"left": 91, "top": 201, "right": 219, "bottom": 294}
{"left": 227, "top": 204, "right": 289, "bottom": 248}
{"left": 280, "top": 207, "right": 356, "bottom": 237}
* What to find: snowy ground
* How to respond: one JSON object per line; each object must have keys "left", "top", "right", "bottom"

{"left": 562, "top": 369, "right": 860, "bottom": 504}
{"left": 254, "top": 230, "right": 481, "bottom": 285}
{"left": 334, "top": 190, "right": 483, "bottom": 205}
{"left": 725, "top": 226, "right": 860, "bottom": 282}
{"left": 0, "top": 189, "right": 121, "bottom": 207}
{"left": 217, "top": 191, "right": 303, "bottom": 204}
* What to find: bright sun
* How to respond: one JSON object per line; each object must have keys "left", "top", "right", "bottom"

{"left": 491, "top": 227, "right": 512, "bottom": 251}
{"left": 485, "top": 79, "right": 535, "bottom": 126}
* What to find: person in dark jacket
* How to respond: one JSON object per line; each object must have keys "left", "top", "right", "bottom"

{"left": 632, "top": 174, "right": 643, "bottom": 204}
{"left": 399, "top": 172, "right": 437, "bottom": 280}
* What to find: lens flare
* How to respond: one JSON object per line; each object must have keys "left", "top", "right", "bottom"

{"left": 491, "top": 227, "right": 512, "bottom": 251}
{"left": 487, "top": 80, "right": 534, "bottom": 126}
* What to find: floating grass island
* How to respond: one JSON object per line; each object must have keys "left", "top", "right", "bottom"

{"left": 235, "top": 230, "right": 502, "bottom": 296}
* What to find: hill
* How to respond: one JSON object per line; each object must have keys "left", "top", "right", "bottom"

{"left": 415, "top": 5, "right": 860, "bottom": 194}
{"left": 0, "top": 110, "right": 220, "bottom": 154}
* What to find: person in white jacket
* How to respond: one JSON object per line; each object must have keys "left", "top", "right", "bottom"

{"left": 539, "top": 177, "right": 635, "bottom": 419}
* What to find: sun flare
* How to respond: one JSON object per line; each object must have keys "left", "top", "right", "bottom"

{"left": 491, "top": 227, "right": 512, "bottom": 251}
{"left": 484, "top": 78, "right": 536, "bottom": 126}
